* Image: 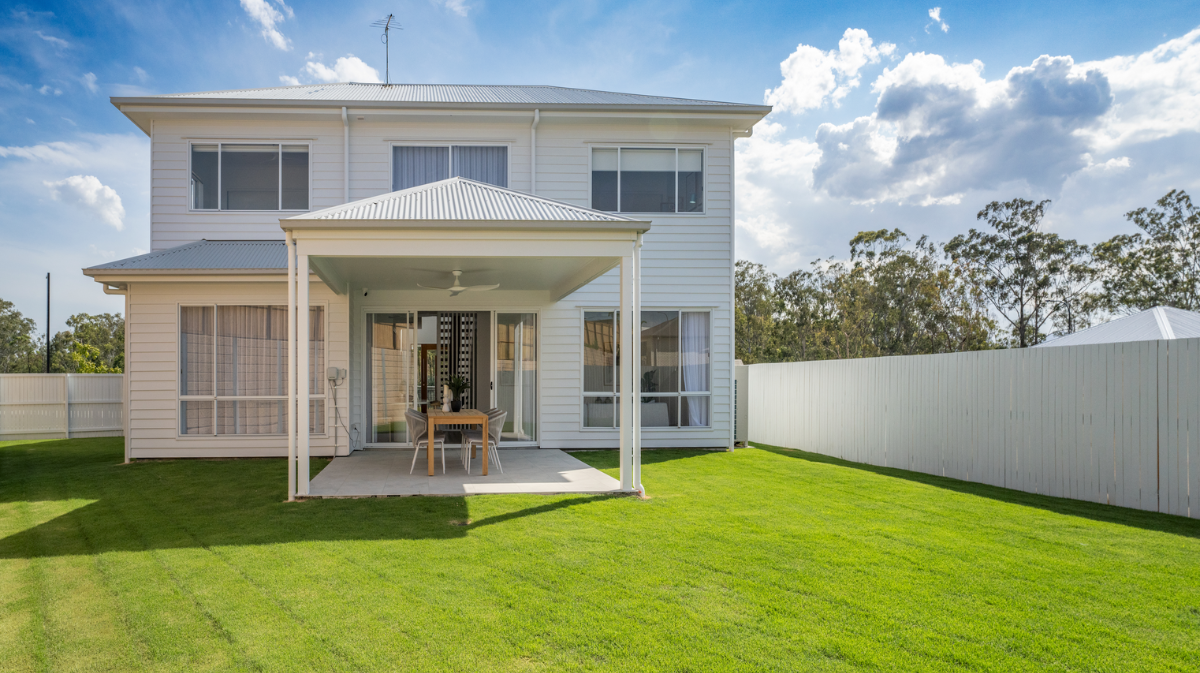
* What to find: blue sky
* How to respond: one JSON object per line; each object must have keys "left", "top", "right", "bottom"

{"left": 2, "top": 0, "right": 1200, "bottom": 333}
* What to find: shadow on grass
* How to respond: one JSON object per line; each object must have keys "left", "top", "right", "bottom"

{"left": 568, "top": 447, "right": 722, "bottom": 471}
{"left": 0, "top": 439, "right": 616, "bottom": 560}
{"left": 754, "top": 443, "right": 1200, "bottom": 539}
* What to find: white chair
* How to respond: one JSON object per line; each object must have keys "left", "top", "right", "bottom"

{"left": 462, "top": 409, "right": 506, "bottom": 474}
{"left": 406, "top": 409, "right": 447, "bottom": 474}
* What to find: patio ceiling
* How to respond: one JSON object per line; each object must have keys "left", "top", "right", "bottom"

{"left": 308, "top": 254, "right": 617, "bottom": 298}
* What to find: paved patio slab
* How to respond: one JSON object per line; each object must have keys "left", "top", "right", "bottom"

{"left": 307, "top": 448, "right": 623, "bottom": 497}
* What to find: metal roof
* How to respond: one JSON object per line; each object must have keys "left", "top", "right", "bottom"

{"left": 127, "top": 83, "right": 766, "bottom": 110}
{"left": 1035, "top": 306, "right": 1200, "bottom": 347}
{"left": 285, "top": 177, "right": 648, "bottom": 229}
{"left": 84, "top": 240, "right": 286, "bottom": 275}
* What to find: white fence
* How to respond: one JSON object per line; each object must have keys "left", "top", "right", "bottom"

{"left": 0, "top": 374, "right": 124, "bottom": 441}
{"left": 747, "top": 338, "right": 1200, "bottom": 518}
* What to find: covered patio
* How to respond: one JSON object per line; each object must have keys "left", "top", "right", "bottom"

{"left": 308, "top": 448, "right": 620, "bottom": 497}
{"left": 283, "top": 178, "right": 649, "bottom": 499}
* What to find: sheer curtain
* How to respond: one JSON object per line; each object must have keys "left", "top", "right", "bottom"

{"left": 680, "top": 312, "right": 709, "bottom": 426}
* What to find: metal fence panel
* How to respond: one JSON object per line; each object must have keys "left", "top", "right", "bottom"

{"left": 0, "top": 374, "right": 124, "bottom": 440}
{"left": 746, "top": 338, "right": 1200, "bottom": 518}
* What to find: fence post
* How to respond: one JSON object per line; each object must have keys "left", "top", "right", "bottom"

{"left": 63, "top": 373, "right": 70, "bottom": 439}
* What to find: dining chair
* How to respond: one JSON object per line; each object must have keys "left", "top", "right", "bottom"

{"left": 462, "top": 408, "right": 506, "bottom": 474}
{"left": 405, "top": 409, "right": 447, "bottom": 474}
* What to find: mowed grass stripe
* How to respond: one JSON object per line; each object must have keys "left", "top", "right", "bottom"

{"left": 2, "top": 439, "right": 1199, "bottom": 671}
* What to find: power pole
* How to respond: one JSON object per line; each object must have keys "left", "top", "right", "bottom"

{"left": 45, "top": 272, "right": 51, "bottom": 373}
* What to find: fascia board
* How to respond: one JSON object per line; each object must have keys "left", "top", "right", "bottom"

{"left": 279, "top": 219, "right": 652, "bottom": 232}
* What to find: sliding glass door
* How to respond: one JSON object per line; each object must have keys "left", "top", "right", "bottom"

{"left": 366, "top": 310, "right": 538, "bottom": 446}
{"left": 496, "top": 313, "right": 537, "bottom": 442}
{"left": 367, "top": 313, "right": 415, "bottom": 444}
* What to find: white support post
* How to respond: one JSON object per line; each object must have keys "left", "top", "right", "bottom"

{"left": 632, "top": 236, "right": 643, "bottom": 493}
{"left": 297, "top": 250, "right": 311, "bottom": 496}
{"left": 619, "top": 251, "right": 635, "bottom": 491}
{"left": 287, "top": 232, "right": 297, "bottom": 502}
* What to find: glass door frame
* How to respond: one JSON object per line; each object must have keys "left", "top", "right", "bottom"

{"left": 359, "top": 307, "right": 542, "bottom": 448}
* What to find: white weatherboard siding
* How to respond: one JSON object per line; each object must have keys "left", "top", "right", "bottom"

{"left": 125, "top": 278, "right": 350, "bottom": 458}
{"left": 748, "top": 339, "right": 1200, "bottom": 518}
{"left": 143, "top": 114, "right": 737, "bottom": 451}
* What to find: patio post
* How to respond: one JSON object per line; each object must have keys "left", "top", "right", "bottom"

{"left": 297, "top": 250, "right": 310, "bottom": 496}
{"left": 287, "top": 232, "right": 296, "bottom": 501}
{"left": 619, "top": 249, "right": 635, "bottom": 491}
{"left": 632, "top": 235, "right": 643, "bottom": 493}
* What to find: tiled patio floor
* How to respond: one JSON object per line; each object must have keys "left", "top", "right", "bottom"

{"left": 306, "top": 448, "right": 623, "bottom": 497}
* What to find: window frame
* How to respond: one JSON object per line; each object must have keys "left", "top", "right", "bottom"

{"left": 579, "top": 307, "right": 713, "bottom": 431}
{"left": 187, "top": 141, "right": 313, "bottom": 213}
{"left": 588, "top": 145, "right": 707, "bottom": 215}
{"left": 388, "top": 141, "right": 512, "bottom": 191}
{"left": 176, "top": 302, "right": 328, "bottom": 438}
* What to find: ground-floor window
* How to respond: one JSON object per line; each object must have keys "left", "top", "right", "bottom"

{"left": 583, "top": 309, "right": 710, "bottom": 428}
{"left": 178, "top": 305, "right": 325, "bottom": 436}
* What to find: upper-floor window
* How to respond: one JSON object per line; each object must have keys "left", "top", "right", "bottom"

{"left": 190, "top": 143, "right": 309, "bottom": 211}
{"left": 591, "top": 148, "right": 703, "bottom": 213}
{"left": 392, "top": 145, "right": 508, "bottom": 191}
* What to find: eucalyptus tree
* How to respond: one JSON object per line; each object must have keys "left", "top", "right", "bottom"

{"left": 945, "top": 199, "right": 1093, "bottom": 348}
{"left": 1093, "top": 189, "right": 1200, "bottom": 312}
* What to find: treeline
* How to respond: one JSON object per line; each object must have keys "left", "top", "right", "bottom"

{"left": 736, "top": 189, "right": 1200, "bottom": 364}
{"left": 0, "top": 299, "right": 124, "bottom": 373}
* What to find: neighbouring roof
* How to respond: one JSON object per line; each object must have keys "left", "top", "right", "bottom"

{"left": 1035, "top": 306, "right": 1200, "bottom": 347}
{"left": 84, "top": 240, "right": 286, "bottom": 275}
{"left": 114, "top": 82, "right": 770, "bottom": 112}
{"left": 284, "top": 177, "right": 650, "bottom": 230}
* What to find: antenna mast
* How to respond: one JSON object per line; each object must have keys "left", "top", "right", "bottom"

{"left": 370, "top": 14, "right": 402, "bottom": 84}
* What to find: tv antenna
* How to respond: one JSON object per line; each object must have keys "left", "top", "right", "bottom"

{"left": 370, "top": 14, "right": 401, "bottom": 84}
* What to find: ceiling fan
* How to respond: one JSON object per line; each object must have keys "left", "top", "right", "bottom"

{"left": 417, "top": 270, "right": 500, "bottom": 297}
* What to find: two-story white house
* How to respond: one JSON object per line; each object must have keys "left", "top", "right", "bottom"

{"left": 84, "top": 83, "right": 769, "bottom": 495}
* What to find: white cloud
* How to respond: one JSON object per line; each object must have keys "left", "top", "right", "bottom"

{"left": 133, "top": 66, "right": 148, "bottom": 83}
{"left": 44, "top": 175, "right": 126, "bottom": 230}
{"left": 0, "top": 141, "right": 86, "bottom": 166}
{"left": 25, "top": 118, "right": 35, "bottom": 125}
{"left": 927, "top": 8, "right": 949, "bottom": 33}
{"left": 81, "top": 72, "right": 97, "bottom": 92}
{"left": 38, "top": 84, "right": 62, "bottom": 95}
{"left": 439, "top": 0, "right": 469, "bottom": 16}
{"left": 279, "top": 75, "right": 300, "bottom": 86}
{"left": 734, "top": 26, "right": 1200, "bottom": 273}
{"left": 34, "top": 30, "right": 70, "bottom": 48}
{"left": 1081, "top": 27, "right": 1200, "bottom": 151}
{"left": 765, "top": 29, "right": 896, "bottom": 113}
{"left": 810, "top": 51, "right": 1113, "bottom": 204}
{"left": 240, "top": 0, "right": 293, "bottom": 51}
{"left": 303, "top": 55, "right": 381, "bottom": 83}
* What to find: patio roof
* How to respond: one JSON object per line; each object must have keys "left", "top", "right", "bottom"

{"left": 283, "top": 177, "right": 649, "bottom": 231}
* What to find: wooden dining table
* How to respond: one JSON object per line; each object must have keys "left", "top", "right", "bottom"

{"left": 426, "top": 408, "right": 490, "bottom": 476}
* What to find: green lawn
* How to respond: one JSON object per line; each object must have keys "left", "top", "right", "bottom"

{"left": 2, "top": 439, "right": 1198, "bottom": 672}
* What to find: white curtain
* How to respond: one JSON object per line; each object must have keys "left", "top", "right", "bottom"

{"left": 680, "top": 311, "right": 709, "bottom": 426}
